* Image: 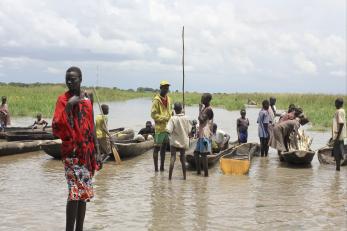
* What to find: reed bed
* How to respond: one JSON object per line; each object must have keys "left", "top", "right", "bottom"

{"left": 1, "top": 84, "right": 345, "bottom": 131}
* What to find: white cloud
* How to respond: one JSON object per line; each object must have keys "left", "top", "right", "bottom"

{"left": 293, "top": 53, "right": 317, "bottom": 74}
{"left": 0, "top": 0, "right": 345, "bottom": 93}
{"left": 157, "top": 47, "right": 178, "bottom": 59}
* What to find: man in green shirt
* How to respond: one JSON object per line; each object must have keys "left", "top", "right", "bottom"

{"left": 151, "top": 80, "right": 172, "bottom": 172}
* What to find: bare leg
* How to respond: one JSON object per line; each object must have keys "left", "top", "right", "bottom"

{"left": 160, "top": 142, "right": 166, "bottom": 171}
{"left": 180, "top": 149, "right": 186, "bottom": 180}
{"left": 75, "top": 201, "right": 86, "bottom": 231}
{"left": 153, "top": 146, "right": 159, "bottom": 172}
{"left": 202, "top": 153, "right": 208, "bottom": 177}
{"left": 169, "top": 146, "right": 176, "bottom": 180}
{"left": 194, "top": 151, "right": 201, "bottom": 175}
{"left": 66, "top": 200, "right": 78, "bottom": 231}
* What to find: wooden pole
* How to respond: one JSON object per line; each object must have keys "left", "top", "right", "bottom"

{"left": 182, "top": 26, "right": 185, "bottom": 111}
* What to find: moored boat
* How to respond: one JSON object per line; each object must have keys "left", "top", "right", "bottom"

{"left": 280, "top": 150, "right": 315, "bottom": 165}
{"left": 113, "top": 139, "right": 155, "bottom": 159}
{"left": 317, "top": 145, "right": 347, "bottom": 166}
{"left": 0, "top": 139, "right": 53, "bottom": 156}
{"left": 6, "top": 131, "right": 55, "bottom": 141}
{"left": 220, "top": 142, "right": 260, "bottom": 175}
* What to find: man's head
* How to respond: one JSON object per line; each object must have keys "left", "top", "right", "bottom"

{"left": 65, "top": 66, "right": 82, "bottom": 94}
{"left": 1, "top": 96, "right": 6, "bottom": 104}
{"left": 212, "top": 123, "right": 217, "bottom": 133}
{"left": 240, "top": 109, "right": 246, "bottom": 117}
{"left": 37, "top": 113, "right": 42, "bottom": 120}
{"left": 174, "top": 102, "right": 183, "bottom": 114}
{"left": 159, "top": 80, "right": 170, "bottom": 97}
{"left": 269, "top": 97, "right": 276, "bottom": 106}
{"left": 288, "top": 104, "right": 296, "bottom": 113}
{"left": 262, "top": 100, "right": 270, "bottom": 110}
{"left": 145, "top": 121, "right": 152, "bottom": 128}
{"left": 335, "top": 98, "right": 344, "bottom": 109}
{"left": 101, "top": 104, "right": 109, "bottom": 115}
{"left": 201, "top": 93, "right": 212, "bottom": 106}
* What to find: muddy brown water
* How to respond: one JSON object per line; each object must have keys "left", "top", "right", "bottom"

{"left": 1, "top": 99, "right": 346, "bottom": 230}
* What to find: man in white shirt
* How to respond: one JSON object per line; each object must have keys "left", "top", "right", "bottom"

{"left": 332, "top": 98, "right": 346, "bottom": 171}
{"left": 212, "top": 123, "right": 230, "bottom": 153}
{"left": 166, "top": 102, "right": 192, "bottom": 180}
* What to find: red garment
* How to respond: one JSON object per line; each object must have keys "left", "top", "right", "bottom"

{"left": 52, "top": 91, "right": 98, "bottom": 174}
{"left": 160, "top": 96, "right": 168, "bottom": 108}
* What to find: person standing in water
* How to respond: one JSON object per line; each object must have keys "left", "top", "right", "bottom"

{"left": 195, "top": 93, "right": 214, "bottom": 177}
{"left": 166, "top": 102, "right": 192, "bottom": 180}
{"left": 257, "top": 100, "right": 271, "bottom": 157}
{"left": 332, "top": 98, "right": 346, "bottom": 171}
{"left": 52, "top": 66, "right": 101, "bottom": 231}
{"left": 151, "top": 80, "right": 172, "bottom": 172}
{"left": 237, "top": 109, "right": 249, "bottom": 144}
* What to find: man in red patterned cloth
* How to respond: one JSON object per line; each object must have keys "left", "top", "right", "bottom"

{"left": 52, "top": 66, "right": 100, "bottom": 231}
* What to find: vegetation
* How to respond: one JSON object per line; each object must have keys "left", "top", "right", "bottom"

{"left": 0, "top": 83, "right": 345, "bottom": 131}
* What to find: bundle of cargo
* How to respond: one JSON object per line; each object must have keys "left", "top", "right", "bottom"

{"left": 280, "top": 130, "right": 315, "bottom": 165}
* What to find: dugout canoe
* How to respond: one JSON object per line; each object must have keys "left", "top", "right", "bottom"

{"left": 42, "top": 128, "right": 135, "bottom": 159}
{"left": 220, "top": 142, "right": 261, "bottom": 175}
{"left": 0, "top": 127, "right": 52, "bottom": 139}
{"left": 42, "top": 138, "right": 155, "bottom": 159}
{"left": 6, "top": 131, "right": 55, "bottom": 141}
{"left": 317, "top": 145, "right": 347, "bottom": 166}
{"left": 0, "top": 139, "right": 53, "bottom": 156}
{"left": 113, "top": 139, "right": 155, "bottom": 159}
{"left": 186, "top": 140, "right": 240, "bottom": 168}
{"left": 280, "top": 150, "right": 315, "bottom": 165}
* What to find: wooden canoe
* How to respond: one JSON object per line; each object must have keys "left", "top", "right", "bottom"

{"left": 113, "top": 139, "right": 154, "bottom": 159}
{"left": 6, "top": 131, "right": 56, "bottom": 141}
{"left": 0, "top": 127, "right": 52, "bottom": 139}
{"left": 186, "top": 140, "right": 240, "bottom": 168}
{"left": 42, "top": 138, "right": 155, "bottom": 159}
{"left": 41, "top": 139, "right": 62, "bottom": 159}
{"left": 317, "top": 145, "right": 347, "bottom": 166}
{"left": 220, "top": 143, "right": 260, "bottom": 175}
{"left": 0, "top": 139, "right": 53, "bottom": 156}
{"left": 280, "top": 150, "right": 315, "bottom": 165}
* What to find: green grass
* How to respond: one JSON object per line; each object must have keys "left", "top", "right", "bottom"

{"left": 1, "top": 83, "right": 345, "bottom": 131}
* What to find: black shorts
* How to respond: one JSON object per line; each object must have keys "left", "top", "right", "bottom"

{"left": 333, "top": 140, "right": 344, "bottom": 160}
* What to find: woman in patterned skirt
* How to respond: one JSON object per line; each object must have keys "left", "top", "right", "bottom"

{"left": 52, "top": 66, "right": 101, "bottom": 231}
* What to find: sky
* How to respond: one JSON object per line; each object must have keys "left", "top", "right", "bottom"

{"left": 0, "top": 0, "right": 346, "bottom": 94}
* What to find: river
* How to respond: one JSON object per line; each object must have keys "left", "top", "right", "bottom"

{"left": 0, "top": 98, "right": 346, "bottom": 230}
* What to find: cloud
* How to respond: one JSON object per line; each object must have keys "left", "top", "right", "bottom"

{"left": 293, "top": 53, "right": 317, "bottom": 75}
{"left": 0, "top": 0, "right": 345, "bottom": 93}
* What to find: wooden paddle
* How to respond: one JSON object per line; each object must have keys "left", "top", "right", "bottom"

{"left": 92, "top": 87, "right": 122, "bottom": 164}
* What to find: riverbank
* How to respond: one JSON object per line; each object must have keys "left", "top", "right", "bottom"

{"left": 1, "top": 83, "right": 345, "bottom": 130}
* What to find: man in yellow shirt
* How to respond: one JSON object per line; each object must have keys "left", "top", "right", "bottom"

{"left": 96, "top": 104, "right": 111, "bottom": 157}
{"left": 151, "top": 80, "right": 172, "bottom": 172}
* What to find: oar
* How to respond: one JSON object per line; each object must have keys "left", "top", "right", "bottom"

{"left": 92, "top": 87, "right": 122, "bottom": 164}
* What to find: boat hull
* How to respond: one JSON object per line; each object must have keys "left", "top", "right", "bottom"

{"left": 281, "top": 150, "right": 315, "bottom": 165}
{"left": 317, "top": 145, "right": 347, "bottom": 166}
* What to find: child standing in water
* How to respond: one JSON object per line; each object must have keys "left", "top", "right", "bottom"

{"left": 195, "top": 93, "right": 214, "bottom": 177}
{"left": 166, "top": 102, "right": 192, "bottom": 180}
{"left": 237, "top": 109, "right": 249, "bottom": 143}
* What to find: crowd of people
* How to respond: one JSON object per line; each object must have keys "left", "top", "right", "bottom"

{"left": 0, "top": 66, "right": 345, "bottom": 231}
